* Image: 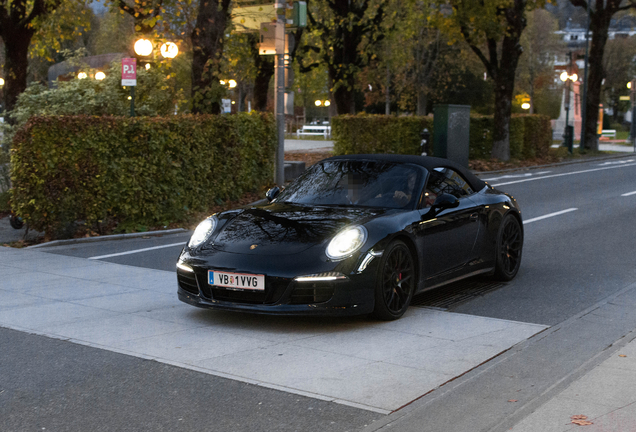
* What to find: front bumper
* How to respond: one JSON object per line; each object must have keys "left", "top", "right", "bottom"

{"left": 176, "top": 246, "right": 379, "bottom": 316}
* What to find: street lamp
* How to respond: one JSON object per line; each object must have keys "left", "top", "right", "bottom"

{"left": 628, "top": 80, "right": 636, "bottom": 150}
{"left": 95, "top": 71, "right": 106, "bottom": 80}
{"left": 77, "top": 72, "right": 88, "bottom": 79}
{"left": 560, "top": 65, "right": 578, "bottom": 153}
{"left": 0, "top": 78, "right": 5, "bottom": 86}
{"left": 134, "top": 39, "right": 153, "bottom": 57}
{"left": 160, "top": 42, "right": 179, "bottom": 59}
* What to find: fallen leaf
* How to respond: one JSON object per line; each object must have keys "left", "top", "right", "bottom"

{"left": 508, "top": 399, "right": 518, "bottom": 402}
{"left": 619, "top": 354, "right": 627, "bottom": 358}
{"left": 572, "top": 420, "right": 593, "bottom": 426}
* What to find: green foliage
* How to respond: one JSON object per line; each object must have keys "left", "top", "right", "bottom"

{"left": 10, "top": 113, "right": 276, "bottom": 238}
{"left": 521, "top": 114, "right": 552, "bottom": 158}
{"left": 12, "top": 61, "right": 181, "bottom": 125}
{"left": 30, "top": 0, "right": 94, "bottom": 63}
{"left": 468, "top": 115, "right": 494, "bottom": 159}
{"left": 332, "top": 115, "right": 434, "bottom": 155}
{"left": 332, "top": 113, "right": 552, "bottom": 160}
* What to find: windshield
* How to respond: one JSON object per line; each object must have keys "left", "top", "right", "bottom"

{"left": 276, "top": 160, "right": 426, "bottom": 209}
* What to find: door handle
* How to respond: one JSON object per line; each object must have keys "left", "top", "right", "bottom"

{"left": 470, "top": 213, "right": 479, "bottom": 221}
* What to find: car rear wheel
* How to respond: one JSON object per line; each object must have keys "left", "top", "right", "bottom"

{"left": 372, "top": 240, "right": 415, "bottom": 320}
{"left": 493, "top": 214, "right": 523, "bottom": 281}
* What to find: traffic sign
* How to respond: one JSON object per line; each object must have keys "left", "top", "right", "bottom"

{"left": 122, "top": 58, "right": 137, "bottom": 86}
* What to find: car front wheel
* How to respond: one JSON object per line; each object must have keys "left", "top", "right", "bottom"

{"left": 372, "top": 240, "right": 415, "bottom": 320}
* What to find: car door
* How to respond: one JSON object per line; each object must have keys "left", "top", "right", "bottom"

{"left": 415, "top": 167, "right": 481, "bottom": 279}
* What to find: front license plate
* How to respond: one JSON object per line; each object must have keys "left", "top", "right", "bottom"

{"left": 208, "top": 270, "right": 265, "bottom": 291}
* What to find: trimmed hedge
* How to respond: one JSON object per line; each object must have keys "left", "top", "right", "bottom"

{"left": 332, "top": 114, "right": 552, "bottom": 160}
{"left": 333, "top": 115, "right": 434, "bottom": 155}
{"left": 521, "top": 114, "right": 552, "bottom": 158}
{"left": 11, "top": 113, "right": 276, "bottom": 237}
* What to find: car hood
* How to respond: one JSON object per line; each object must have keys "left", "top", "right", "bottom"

{"left": 209, "top": 203, "right": 386, "bottom": 255}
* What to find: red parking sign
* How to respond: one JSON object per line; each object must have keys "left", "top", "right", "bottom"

{"left": 121, "top": 58, "right": 137, "bottom": 86}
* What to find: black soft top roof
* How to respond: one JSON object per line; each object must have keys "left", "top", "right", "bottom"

{"left": 324, "top": 154, "right": 486, "bottom": 192}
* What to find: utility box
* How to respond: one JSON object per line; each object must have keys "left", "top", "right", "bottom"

{"left": 293, "top": 1, "right": 307, "bottom": 27}
{"left": 433, "top": 104, "right": 471, "bottom": 167}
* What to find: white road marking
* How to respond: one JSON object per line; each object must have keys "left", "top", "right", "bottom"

{"left": 491, "top": 162, "right": 636, "bottom": 187}
{"left": 523, "top": 208, "right": 578, "bottom": 225}
{"left": 482, "top": 171, "right": 551, "bottom": 181}
{"left": 622, "top": 191, "right": 636, "bottom": 197}
{"left": 598, "top": 159, "right": 635, "bottom": 166}
{"left": 88, "top": 242, "right": 186, "bottom": 260}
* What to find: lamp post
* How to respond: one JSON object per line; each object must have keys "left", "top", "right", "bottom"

{"left": 130, "top": 38, "right": 179, "bottom": 117}
{"left": 560, "top": 65, "right": 578, "bottom": 154}
{"left": 629, "top": 80, "right": 636, "bottom": 152}
{"left": 314, "top": 99, "right": 331, "bottom": 128}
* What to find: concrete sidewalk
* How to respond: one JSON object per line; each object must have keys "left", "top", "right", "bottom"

{"left": 0, "top": 246, "right": 546, "bottom": 415}
{"left": 510, "top": 332, "right": 636, "bottom": 431}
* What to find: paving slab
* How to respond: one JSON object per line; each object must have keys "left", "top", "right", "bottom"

{"left": 0, "top": 246, "right": 548, "bottom": 414}
{"left": 509, "top": 338, "right": 636, "bottom": 432}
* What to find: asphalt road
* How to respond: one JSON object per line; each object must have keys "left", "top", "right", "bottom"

{"left": 4, "top": 155, "right": 636, "bottom": 431}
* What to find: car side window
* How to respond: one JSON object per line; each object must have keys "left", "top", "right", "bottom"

{"left": 424, "top": 167, "right": 474, "bottom": 206}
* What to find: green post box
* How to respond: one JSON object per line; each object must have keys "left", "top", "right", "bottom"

{"left": 433, "top": 104, "right": 471, "bottom": 167}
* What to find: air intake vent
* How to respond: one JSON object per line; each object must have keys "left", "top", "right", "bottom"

{"left": 290, "top": 282, "right": 335, "bottom": 304}
{"left": 177, "top": 270, "right": 199, "bottom": 295}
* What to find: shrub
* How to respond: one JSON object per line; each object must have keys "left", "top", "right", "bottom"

{"left": 468, "top": 115, "right": 493, "bottom": 159}
{"left": 11, "top": 61, "right": 181, "bottom": 126}
{"left": 333, "top": 115, "right": 434, "bottom": 155}
{"left": 333, "top": 113, "right": 552, "bottom": 161}
{"left": 11, "top": 113, "right": 275, "bottom": 238}
{"left": 521, "top": 114, "right": 552, "bottom": 158}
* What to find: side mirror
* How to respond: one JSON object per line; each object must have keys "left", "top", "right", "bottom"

{"left": 266, "top": 186, "right": 281, "bottom": 202}
{"left": 432, "top": 193, "right": 459, "bottom": 211}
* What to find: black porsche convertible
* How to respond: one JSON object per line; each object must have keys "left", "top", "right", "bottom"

{"left": 177, "top": 154, "right": 523, "bottom": 320}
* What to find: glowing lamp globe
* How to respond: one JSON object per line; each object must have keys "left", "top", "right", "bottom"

{"left": 160, "top": 42, "right": 179, "bottom": 59}
{"left": 95, "top": 71, "right": 106, "bottom": 80}
{"left": 134, "top": 39, "right": 153, "bottom": 57}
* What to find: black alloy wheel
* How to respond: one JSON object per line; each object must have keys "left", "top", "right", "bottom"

{"left": 493, "top": 214, "right": 523, "bottom": 281}
{"left": 372, "top": 240, "right": 415, "bottom": 320}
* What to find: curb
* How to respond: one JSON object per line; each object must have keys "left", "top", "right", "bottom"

{"left": 26, "top": 228, "right": 188, "bottom": 249}
{"left": 473, "top": 152, "right": 635, "bottom": 176}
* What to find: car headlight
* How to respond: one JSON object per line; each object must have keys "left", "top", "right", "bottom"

{"left": 326, "top": 225, "right": 367, "bottom": 260}
{"left": 188, "top": 216, "right": 217, "bottom": 248}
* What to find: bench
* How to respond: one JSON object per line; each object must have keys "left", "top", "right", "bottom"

{"left": 601, "top": 129, "right": 617, "bottom": 139}
{"left": 296, "top": 125, "right": 331, "bottom": 139}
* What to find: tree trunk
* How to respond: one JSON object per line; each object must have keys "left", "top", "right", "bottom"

{"left": 417, "top": 89, "right": 428, "bottom": 116}
{"left": 253, "top": 57, "right": 274, "bottom": 111}
{"left": 491, "top": 35, "right": 522, "bottom": 161}
{"left": 385, "top": 65, "right": 390, "bottom": 115}
{"left": 582, "top": 11, "right": 611, "bottom": 152}
{"left": 3, "top": 28, "right": 34, "bottom": 122}
{"left": 248, "top": 33, "right": 275, "bottom": 112}
{"left": 332, "top": 83, "right": 355, "bottom": 115}
{"left": 190, "top": 0, "right": 231, "bottom": 115}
